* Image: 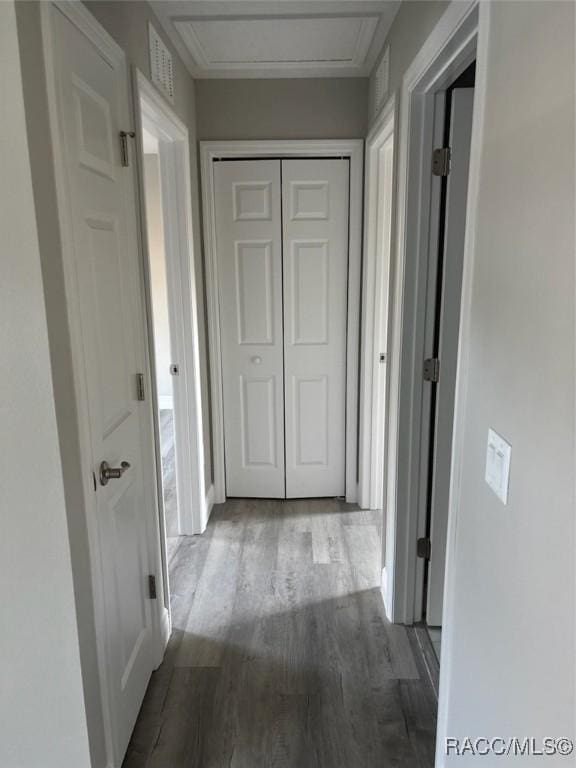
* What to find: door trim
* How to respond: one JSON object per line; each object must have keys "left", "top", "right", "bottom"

{"left": 383, "top": 0, "right": 484, "bottom": 629}
{"left": 358, "top": 95, "right": 395, "bottom": 512}
{"left": 134, "top": 70, "right": 208, "bottom": 542}
{"left": 201, "top": 140, "right": 363, "bottom": 504}
{"left": 40, "top": 4, "right": 164, "bottom": 765}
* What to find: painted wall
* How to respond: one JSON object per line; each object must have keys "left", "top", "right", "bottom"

{"left": 143, "top": 153, "right": 173, "bottom": 403}
{"left": 438, "top": 2, "right": 575, "bottom": 763}
{"left": 86, "top": 0, "right": 213, "bottom": 488}
{"left": 368, "top": 1, "right": 449, "bottom": 129}
{"left": 196, "top": 78, "right": 369, "bottom": 140}
{"left": 0, "top": 3, "right": 92, "bottom": 765}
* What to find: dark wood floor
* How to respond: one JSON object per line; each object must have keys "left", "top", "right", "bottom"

{"left": 123, "top": 499, "right": 437, "bottom": 767}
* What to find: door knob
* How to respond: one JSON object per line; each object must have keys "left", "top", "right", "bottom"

{"left": 99, "top": 460, "right": 131, "bottom": 486}
{"left": 251, "top": 356, "right": 262, "bottom": 365}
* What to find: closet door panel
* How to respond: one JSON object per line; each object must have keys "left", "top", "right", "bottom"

{"left": 282, "top": 159, "right": 349, "bottom": 497}
{"left": 215, "top": 160, "right": 285, "bottom": 497}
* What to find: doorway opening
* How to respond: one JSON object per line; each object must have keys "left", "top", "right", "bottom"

{"left": 358, "top": 95, "right": 395, "bottom": 514}
{"left": 136, "top": 71, "right": 207, "bottom": 552}
{"left": 141, "top": 133, "right": 180, "bottom": 539}
{"left": 420, "top": 62, "right": 476, "bottom": 663}
{"left": 382, "top": 0, "right": 481, "bottom": 644}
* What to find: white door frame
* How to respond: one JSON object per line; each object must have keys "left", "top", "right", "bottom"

{"left": 201, "top": 140, "right": 363, "bottom": 504}
{"left": 134, "top": 71, "right": 207, "bottom": 541}
{"left": 40, "top": 3, "right": 167, "bottom": 764}
{"left": 384, "top": 0, "right": 484, "bottom": 625}
{"left": 358, "top": 95, "right": 395, "bottom": 512}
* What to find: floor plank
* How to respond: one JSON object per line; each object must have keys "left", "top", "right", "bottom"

{"left": 123, "top": 498, "right": 436, "bottom": 767}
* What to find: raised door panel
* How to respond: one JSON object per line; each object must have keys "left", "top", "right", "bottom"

{"left": 215, "top": 160, "right": 285, "bottom": 498}
{"left": 282, "top": 159, "right": 349, "bottom": 498}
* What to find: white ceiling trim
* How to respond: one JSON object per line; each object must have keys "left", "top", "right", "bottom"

{"left": 149, "top": 1, "right": 401, "bottom": 80}
{"left": 174, "top": 15, "right": 379, "bottom": 73}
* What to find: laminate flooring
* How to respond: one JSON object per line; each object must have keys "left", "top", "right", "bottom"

{"left": 123, "top": 499, "right": 437, "bottom": 768}
{"left": 159, "top": 409, "right": 178, "bottom": 539}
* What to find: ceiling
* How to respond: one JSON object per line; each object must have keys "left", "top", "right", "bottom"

{"left": 149, "top": 1, "right": 400, "bottom": 79}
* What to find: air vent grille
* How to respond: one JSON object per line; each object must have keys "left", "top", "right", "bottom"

{"left": 373, "top": 46, "right": 390, "bottom": 115}
{"left": 149, "top": 23, "right": 174, "bottom": 103}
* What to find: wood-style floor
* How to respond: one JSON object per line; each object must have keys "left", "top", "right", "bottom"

{"left": 159, "top": 409, "right": 178, "bottom": 539}
{"left": 123, "top": 499, "right": 437, "bottom": 767}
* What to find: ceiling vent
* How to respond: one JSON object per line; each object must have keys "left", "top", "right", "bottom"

{"left": 373, "top": 46, "right": 390, "bottom": 115}
{"left": 149, "top": 23, "right": 174, "bottom": 103}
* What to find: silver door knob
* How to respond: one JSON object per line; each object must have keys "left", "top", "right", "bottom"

{"left": 100, "top": 460, "right": 131, "bottom": 486}
{"left": 251, "top": 356, "right": 262, "bottom": 365}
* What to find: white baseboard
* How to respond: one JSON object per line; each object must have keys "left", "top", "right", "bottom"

{"left": 204, "top": 484, "right": 215, "bottom": 525}
{"left": 158, "top": 394, "right": 173, "bottom": 410}
{"left": 381, "top": 566, "right": 392, "bottom": 619}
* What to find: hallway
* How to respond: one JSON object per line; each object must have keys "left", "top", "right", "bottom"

{"left": 123, "top": 500, "right": 437, "bottom": 767}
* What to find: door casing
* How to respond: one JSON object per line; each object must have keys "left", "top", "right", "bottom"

{"left": 201, "top": 140, "right": 363, "bottom": 505}
{"left": 383, "top": 0, "right": 484, "bottom": 628}
{"left": 134, "top": 70, "right": 208, "bottom": 543}
{"left": 358, "top": 95, "right": 395, "bottom": 513}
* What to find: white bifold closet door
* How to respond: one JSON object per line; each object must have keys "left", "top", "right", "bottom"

{"left": 215, "top": 158, "right": 349, "bottom": 498}
{"left": 282, "top": 159, "right": 348, "bottom": 497}
{"left": 215, "top": 160, "right": 285, "bottom": 498}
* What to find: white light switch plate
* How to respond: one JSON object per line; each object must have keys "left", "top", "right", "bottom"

{"left": 485, "top": 428, "right": 511, "bottom": 504}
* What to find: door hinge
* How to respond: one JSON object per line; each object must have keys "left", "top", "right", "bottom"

{"left": 432, "top": 147, "right": 451, "bottom": 177}
{"left": 148, "top": 574, "right": 157, "bottom": 600}
{"left": 423, "top": 357, "right": 440, "bottom": 383}
{"left": 379, "top": 353, "right": 387, "bottom": 363}
{"left": 417, "top": 537, "right": 431, "bottom": 560}
{"left": 119, "top": 130, "right": 136, "bottom": 167}
{"left": 136, "top": 373, "right": 145, "bottom": 401}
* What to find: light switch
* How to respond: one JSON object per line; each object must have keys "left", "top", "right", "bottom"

{"left": 485, "top": 428, "right": 511, "bottom": 504}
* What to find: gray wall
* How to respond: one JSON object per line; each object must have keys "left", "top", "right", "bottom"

{"left": 196, "top": 78, "right": 369, "bottom": 140}
{"left": 438, "top": 1, "right": 575, "bottom": 760}
{"left": 1, "top": 3, "right": 92, "bottom": 766}
{"left": 368, "top": 0, "right": 449, "bottom": 128}
{"left": 86, "top": 1, "right": 213, "bottom": 489}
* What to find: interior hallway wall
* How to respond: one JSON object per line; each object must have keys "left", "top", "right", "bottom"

{"left": 0, "top": 2, "right": 93, "bottom": 765}
{"left": 196, "top": 78, "right": 369, "bottom": 140}
{"left": 438, "top": 2, "right": 575, "bottom": 762}
{"left": 86, "top": 0, "right": 213, "bottom": 489}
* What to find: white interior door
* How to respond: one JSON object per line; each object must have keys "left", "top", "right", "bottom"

{"left": 282, "top": 159, "right": 349, "bottom": 498}
{"left": 51, "top": 7, "right": 158, "bottom": 761}
{"left": 427, "top": 88, "right": 475, "bottom": 626}
{"left": 215, "top": 160, "right": 285, "bottom": 497}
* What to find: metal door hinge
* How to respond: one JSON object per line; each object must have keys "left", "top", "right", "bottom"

{"left": 417, "top": 537, "right": 431, "bottom": 560}
{"left": 423, "top": 357, "right": 440, "bottom": 383}
{"left": 136, "top": 373, "right": 145, "bottom": 401}
{"left": 432, "top": 147, "right": 451, "bottom": 177}
{"left": 119, "top": 130, "right": 136, "bottom": 167}
{"left": 148, "top": 574, "right": 157, "bottom": 600}
{"left": 169, "top": 363, "right": 180, "bottom": 376}
{"left": 379, "top": 353, "right": 387, "bottom": 363}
